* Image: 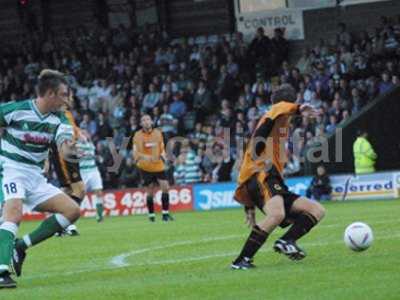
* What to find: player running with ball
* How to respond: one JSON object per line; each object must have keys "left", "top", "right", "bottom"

{"left": 0, "top": 70, "right": 81, "bottom": 288}
{"left": 231, "top": 84, "right": 325, "bottom": 270}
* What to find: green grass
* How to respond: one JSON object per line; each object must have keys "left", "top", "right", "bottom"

{"left": 2, "top": 200, "right": 400, "bottom": 300}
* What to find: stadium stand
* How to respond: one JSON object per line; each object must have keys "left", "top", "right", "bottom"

{"left": 0, "top": 14, "right": 399, "bottom": 188}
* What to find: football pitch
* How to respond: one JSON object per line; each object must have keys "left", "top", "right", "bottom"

{"left": 2, "top": 200, "right": 400, "bottom": 300}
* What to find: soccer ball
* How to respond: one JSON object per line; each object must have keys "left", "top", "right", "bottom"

{"left": 344, "top": 222, "right": 374, "bottom": 251}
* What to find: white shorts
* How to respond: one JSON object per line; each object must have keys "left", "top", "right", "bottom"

{"left": 81, "top": 169, "right": 103, "bottom": 192}
{"left": 1, "top": 166, "right": 63, "bottom": 212}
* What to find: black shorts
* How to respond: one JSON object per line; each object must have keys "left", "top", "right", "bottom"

{"left": 140, "top": 169, "right": 167, "bottom": 186}
{"left": 50, "top": 143, "right": 82, "bottom": 188}
{"left": 241, "top": 167, "right": 301, "bottom": 227}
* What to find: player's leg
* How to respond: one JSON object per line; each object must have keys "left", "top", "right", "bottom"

{"left": 280, "top": 196, "right": 325, "bottom": 241}
{"left": 145, "top": 183, "right": 156, "bottom": 222}
{"left": 90, "top": 169, "right": 104, "bottom": 222}
{"left": 274, "top": 196, "right": 325, "bottom": 260}
{"left": 62, "top": 181, "right": 85, "bottom": 236}
{"left": 93, "top": 189, "right": 104, "bottom": 222}
{"left": 0, "top": 171, "right": 28, "bottom": 287}
{"left": 232, "top": 195, "right": 285, "bottom": 269}
{"left": 53, "top": 153, "right": 84, "bottom": 236}
{"left": 158, "top": 176, "right": 173, "bottom": 221}
{"left": 0, "top": 174, "right": 4, "bottom": 224}
{"left": 15, "top": 193, "right": 80, "bottom": 250}
{"left": 12, "top": 192, "right": 80, "bottom": 277}
{"left": 140, "top": 170, "right": 156, "bottom": 222}
{"left": 0, "top": 202, "right": 4, "bottom": 225}
{"left": 0, "top": 198, "right": 23, "bottom": 288}
{"left": 68, "top": 181, "right": 85, "bottom": 206}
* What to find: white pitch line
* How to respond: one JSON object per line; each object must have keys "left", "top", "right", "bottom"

{"left": 109, "top": 231, "right": 400, "bottom": 269}
{"left": 110, "top": 234, "right": 243, "bottom": 268}
{"left": 110, "top": 219, "right": 399, "bottom": 268}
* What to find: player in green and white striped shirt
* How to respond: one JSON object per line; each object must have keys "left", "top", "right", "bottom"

{"left": 77, "top": 130, "right": 104, "bottom": 222}
{"left": 0, "top": 70, "right": 81, "bottom": 289}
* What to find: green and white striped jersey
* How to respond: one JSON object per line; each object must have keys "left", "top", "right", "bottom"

{"left": 0, "top": 99, "right": 74, "bottom": 172}
{"left": 78, "top": 139, "right": 98, "bottom": 172}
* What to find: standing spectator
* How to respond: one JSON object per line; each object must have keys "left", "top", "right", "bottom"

{"left": 353, "top": 130, "right": 377, "bottom": 174}
{"left": 193, "top": 80, "right": 212, "bottom": 120}
{"left": 337, "top": 23, "right": 352, "bottom": 47}
{"left": 271, "top": 28, "right": 289, "bottom": 70}
{"left": 248, "top": 27, "right": 272, "bottom": 72}
{"left": 97, "top": 113, "right": 113, "bottom": 140}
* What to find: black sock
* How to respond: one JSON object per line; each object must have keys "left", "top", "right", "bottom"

{"left": 234, "top": 225, "right": 269, "bottom": 263}
{"left": 71, "top": 195, "right": 82, "bottom": 205}
{"left": 280, "top": 213, "right": 318, "bottom": 242}
{"left": 147, "top": 195, "right": 155, "bottom": 216}
{"left": 161, "top": 192, "right": 169, "bottom": 215}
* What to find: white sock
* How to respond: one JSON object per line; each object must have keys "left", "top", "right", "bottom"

{"left": 55, "top": 214, "right": 71, "bottom": 229}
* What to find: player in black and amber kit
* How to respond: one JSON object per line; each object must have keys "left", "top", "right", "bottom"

{"left": 133, "top": 114, "right": 173, "bottom": 222}
{"left": 232, "top": 84, "right": 325, "bottom": 269}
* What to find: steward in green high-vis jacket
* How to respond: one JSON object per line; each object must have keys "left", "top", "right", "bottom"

{"left": 353, "top": 131, "right": 377, "bottom": 174}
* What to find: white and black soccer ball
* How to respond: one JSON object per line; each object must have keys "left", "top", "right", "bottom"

{"left": 344, "top": 222, "right": 374, "bottom": 251}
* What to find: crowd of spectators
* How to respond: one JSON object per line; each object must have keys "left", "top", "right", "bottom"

{"left": 0, "top": 15, "right": 399, "bottom": 189}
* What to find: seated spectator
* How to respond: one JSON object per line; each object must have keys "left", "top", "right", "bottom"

{"left": 173, "top": 153, "right": 186, "bottom": 186}
{"left": 142, "top": 83, "right": 161, "bottom": 112}
{"left": 283, "top": 152, "right": 301, "bottom": 176}
{"left": 169, "top": 92, "right": 187, "bottom": 119}
{"left": 326, "top": 115, "right": 338, "bottom": 135}
{"left": 296, "top": 48, "right": 313, "bottom": 74}
{"left": 350, "top": 88, "right": 365, "bottom": 114}
{"left": 393, "top": 75, "right": 399, "bottom": 87}
{"left": 235, "top": 95, "right": 249, "bottom": 113}
{"left": 306, "top": 165, "right": 332, "bottom": 201}
{"left": 255, "top": 97, "right": 269, "bottom": 114}
{"left": 120, "top": 158, "right": 141, "bottom": 188}
{"left": 189, "top": 122, "right": 207, "bottom": 148}
{"left": 226, "top": 54, "right": 239, "bottom": 77}
{"left": 174, "top": 145, "right": 202, "bottom": 185}
{"left": 211, "top": 144, "right": 233, "bottom": 182}
{"left": 379, "top": 72, "right": 394, "bottom": 94}
{"left": 80, "top": 113, "right": 97, "bottom": 137}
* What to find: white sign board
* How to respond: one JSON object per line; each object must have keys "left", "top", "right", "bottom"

{"left": 237, "top": 8, "right": 304, "bottom": 41}
{"left": 288, "top": 0, "right": 335, "bottom": 9}
{"left": 331, "top": 171, "right": 400, "bottom": 201}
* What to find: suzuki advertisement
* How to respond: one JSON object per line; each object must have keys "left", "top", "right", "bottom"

{"left": 193, "top": 177, "right": 312, "bottom": 211}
